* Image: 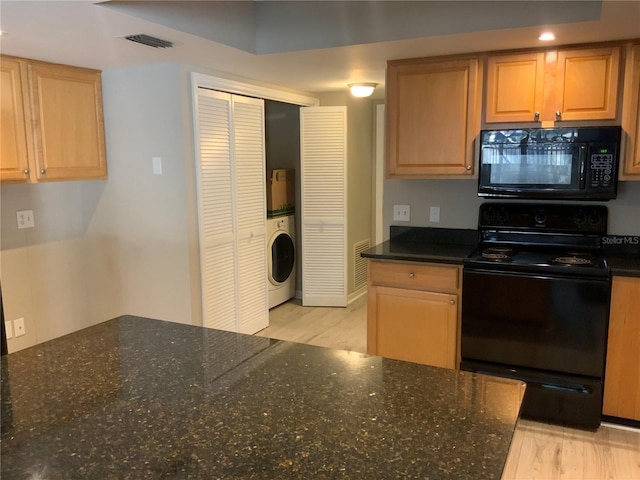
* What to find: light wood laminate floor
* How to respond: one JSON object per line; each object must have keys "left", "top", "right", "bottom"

{"left": 257, "top": 296, "right": 640, "bottom": 480}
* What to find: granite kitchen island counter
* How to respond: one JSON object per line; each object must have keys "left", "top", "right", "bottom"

{"left": 1, "top": 316, "right": 524, "bottom": 479}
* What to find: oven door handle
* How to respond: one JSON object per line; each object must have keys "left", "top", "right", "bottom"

{"left": 472, "top": 369, "right": 593, "bottom": 396}
{"left": 462, "top": 266, "right": 610, "bottom": 283}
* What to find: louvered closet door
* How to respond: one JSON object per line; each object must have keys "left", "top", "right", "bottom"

{"left": 232, "top": 95, "right": 268, "bottom": 334}
{"left": 300, "top": 106, "right": 347, "bottom": 307}
{"left": 194, "top": 89, "right": 268, "bottom": 333}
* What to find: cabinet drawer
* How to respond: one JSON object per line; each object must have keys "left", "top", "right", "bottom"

{"left": 369, "top": 260, "right": 459, "bottom": 292}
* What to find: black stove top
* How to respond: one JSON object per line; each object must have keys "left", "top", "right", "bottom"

{"left": 465, "top": 203, "right": 610, "bottom": 278}
{"left": 466, "top": 245, "right": 609, "bottom": 277}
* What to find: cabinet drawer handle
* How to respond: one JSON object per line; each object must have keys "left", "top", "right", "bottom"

{"left": 408, "top": 273, "right": 415, "bottom": 279}
{"left": 465, "top": 165, "right": 472, "bottom": 171}
{"left": 23, "top": 168, "right": 30, "bottom": 175}
{"left": 40, "top": 169, "right": 46, "bottom": 174}
{"left": 449, "top": 299, "right": 455, "bottom": 305}
{"left": 555, "top": 111, "right": 562, "bottom": 121}
{"left": 534, "top": 112, "right": 540, "bottom": 121}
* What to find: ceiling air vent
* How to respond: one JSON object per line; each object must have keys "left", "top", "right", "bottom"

{"left": 124, "top": 34, "right": 173, "bottom": 49}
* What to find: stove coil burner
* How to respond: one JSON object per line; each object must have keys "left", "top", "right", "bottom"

{"left": 481, "top": 252, "right": 512, "bottom": 261}
{"left": 480, "top": 246, "right": 515, "bottom": 261}
{"left": 484, "top": 247, "right": 514, "bottom": 254}
{"left": 552, "top": 256, "right": 593, "bottom": 266}
{"left": 482, "top": 252, "right": 511, "bottom": 261}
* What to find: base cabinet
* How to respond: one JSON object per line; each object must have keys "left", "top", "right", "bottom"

{"left": 367, "top": 260, "right": 460, "bottom": 369}
{"left": 603, "top": 276, "right": 640, "bottom": 421}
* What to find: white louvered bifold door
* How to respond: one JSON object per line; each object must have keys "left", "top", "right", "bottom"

{"left": 194, "top": 88, "right": 268, "bottom": 333}
{"left": 232, "top": 95, "right": 268, "bottom": 334}
{"left": 300, "top": 106, "right": 347, "bottom": 307}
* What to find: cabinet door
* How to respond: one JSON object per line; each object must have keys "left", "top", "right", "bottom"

{"left": 28, "top": 61, "right": 107, "bottom": 180}
{"left": 232, "top": 95, "right": 268, "bottom": 334}
{"left": 300, "top": 106, "right": 347, "bottom": 307}
{"left": 621, "top": 43, "right": 640, "bottom": 178}
{"left": 603, "top": 276, "right": 640, "bottom": 421}
{"left": 0, "top": 57, "right": 31, "bottom": 182}
{"left": 485, "top": 52, "right": 545, "bottom": 123}
{"left": 555, "top": 46, "right": 620, "bottom": 121}
{"left": 368, "top": 285, "right": 457, "bottom": 369}
{"left": 386, "top": 56, "right": 481, "bottom": 177}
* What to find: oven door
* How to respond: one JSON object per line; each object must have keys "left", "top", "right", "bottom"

{"left": 461, "top": 268, "right": 610, "bottom": 378}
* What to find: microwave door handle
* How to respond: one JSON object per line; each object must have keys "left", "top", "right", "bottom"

{"left": 579, "top": 145, "right": 587, "bottom": 188}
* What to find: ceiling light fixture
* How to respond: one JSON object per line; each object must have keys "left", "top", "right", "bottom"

{"left": 539, "top": 32, "right": 555, "bottom": 41}
{"left": 348, "top": 83, "right": 377, "bottom": 98}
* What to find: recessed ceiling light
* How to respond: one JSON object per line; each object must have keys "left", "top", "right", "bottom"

{"left": 539, "top": 32, "right": 555, "bottom": 41}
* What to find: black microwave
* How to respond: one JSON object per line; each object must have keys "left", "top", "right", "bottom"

{"left": 478, "top": 126, "right": 621, "bottom": 200}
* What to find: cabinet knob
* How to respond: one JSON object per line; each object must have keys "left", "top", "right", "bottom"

{"left": 449, "top": 299, "right": 455, "bottom": 305}
{"left": 555, "top": 111, "right": 562, "bottom": 121}
{"left": 534, "top": 112, "right": 540, "bottom": 121}
{"left": 408, "top": 273, "right": 415, "bottom": 279}
{"left": 465, "top": 165, "right": 472, "bottom": 171}
{"left": 40, "top": 169, "right": 46, "bottom": 174}
{"left": 23, "top": 168, "right": 30, "bottom": 175}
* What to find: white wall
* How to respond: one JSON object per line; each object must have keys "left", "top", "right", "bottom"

{"left": 0, "top": 180, "right": 121, "bottom": 352}
{"left": 100, "top": 63, "right": 194, "bottom": 324}
{"left": 1, "top": 63, "right": 198, "bottom": 353}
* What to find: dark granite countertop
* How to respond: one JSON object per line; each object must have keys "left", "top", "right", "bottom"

{"left": 604, "top": 235, "right": 640, "bottom": 277}
{"left": 1, "top": 316, "right": 524, "bottom": 479}
{"left": 362, "top": 228, "right": 640, "bottom": 277}
{"left": 361, "top": 227, "right": 478, "bottom": 265}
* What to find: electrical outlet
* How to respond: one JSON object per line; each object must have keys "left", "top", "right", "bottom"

{"left": 16, "top": 210, "right": 35, "bottom": 229}
{"left": 4, "top": 321, "right": 13, "bottom": 340}
{"left": 13, "top": 318, "right": 25, "bottom": 337}
{"left": 393, "top": 205, "right": 410, "bottom": 222}
{"left": 430, "top": 206, "right": 441, "bottom": 223}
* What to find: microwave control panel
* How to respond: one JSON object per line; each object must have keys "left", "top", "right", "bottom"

{"left": 589, "top": 147, "right": 614, "bottom": 188}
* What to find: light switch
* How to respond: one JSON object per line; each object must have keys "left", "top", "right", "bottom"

{"left": 152, "top": 156, "right": 163, "bottom": 175}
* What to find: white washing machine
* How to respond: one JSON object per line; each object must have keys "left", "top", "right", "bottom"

{"left": 267, "top": 214, "right": 296, "bottom": 309}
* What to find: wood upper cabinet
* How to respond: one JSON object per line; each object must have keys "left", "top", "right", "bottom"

{"left": 386, "top": 55, "right": 482, "bottom": 178}
{"left": 621, "top": 43, "right": 640, "bottom": 179}
{"left": 485, "top": 52, "right": 545, "bottom": 123}
{"left": 603, "top": 276, "right": 640, "bottom": 421}
{"left": 0, "top": 56, "right": 107, "bottom": 183}
{"left": 485, "top": 46, "right": 621, "bottom": 124}
{"left": 367, "top": 260, "right": 460, "bottom": 369}
{"left": 1, "top": 57, "right": 31, "bottom": 182}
